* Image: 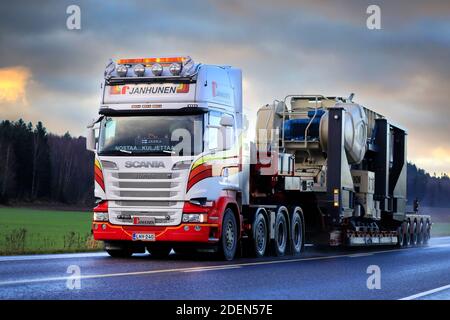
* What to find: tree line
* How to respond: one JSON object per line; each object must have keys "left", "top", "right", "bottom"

{"left": 0, "top": 119, "right": 449, "bottom": 208}
{"left": 0, "top": 119, "right": 94, "bottom": 207}
{"left": 407, "top": 163, "right": 450, "bottom": 208}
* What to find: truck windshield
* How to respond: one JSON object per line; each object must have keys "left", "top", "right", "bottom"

{"left": 98, "top": 114, "right": 204, "bottom": 156}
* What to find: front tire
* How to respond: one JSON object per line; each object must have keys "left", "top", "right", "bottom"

{"left": 219, "top": 208, "right": 238, "bottom": 261}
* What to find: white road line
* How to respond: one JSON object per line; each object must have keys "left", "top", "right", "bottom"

{"left": 347, "top": 253, "right": 374, "bottom": 258}
{"left": 183, "top": 266, "right": 242, "bottom": 273}
{"left": 399, "top": 284, "right": 450, "bottom": 300}
{"left": 0, "top": 247, "right": 415, "bottom": 287}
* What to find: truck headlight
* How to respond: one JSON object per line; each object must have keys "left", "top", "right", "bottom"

{"left": 93, "top": 212, "right": 109, "bottom": 222}
{"left": 133, "top": 64, "right": 145, "bottom": 77}
{"left": 182, "top": 213, "right": 207, "bottom": 223}
{"left": 116, "top": 65, "right": 128, "bottom": 77}
{"left": 151, "top": 63, "right": 163, "bottom": 76}
{"left": 169, "top": 63, "right": 182, "bottom": 76}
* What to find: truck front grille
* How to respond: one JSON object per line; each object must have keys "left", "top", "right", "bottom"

{"left": 106, "top": 170, "right": 187, "bottom": 201}
{"left": 105, "top": 169, "right": 189, "bottom": 226}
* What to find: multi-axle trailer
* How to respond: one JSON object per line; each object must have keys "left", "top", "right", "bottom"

{"left": 87, "top": 56, "right": 431, "bottom": 260}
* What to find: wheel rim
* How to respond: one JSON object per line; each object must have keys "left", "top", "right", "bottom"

{"left": 225, "top": 220, "right": 235, "bottom": 251}
{"left": 256, "top": 220, "right": 266, "bottom": 255}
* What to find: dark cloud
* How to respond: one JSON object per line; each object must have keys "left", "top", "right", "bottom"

{"left": 0, "top": 0, "right": 449, "bottom": 173}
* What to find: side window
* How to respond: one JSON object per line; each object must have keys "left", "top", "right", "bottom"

{"left": 208, "top": 111, "right": 221, "bottom": 151}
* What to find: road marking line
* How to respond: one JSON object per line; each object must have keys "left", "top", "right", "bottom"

{"left": 0, "top": 247, "right": 417, "bottom": 287}
{"left": 399, "top": 284, "right": 450, "bottom": 300}
{"left": 347, "top": 253, "right": 374, "bottom": 258}
{"left": 183, "top": 266, "right": 242, "bottom": 273}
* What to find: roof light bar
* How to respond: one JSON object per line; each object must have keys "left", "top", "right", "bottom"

{"left": 117, "top": 56, "right": 188, "bottom": 65}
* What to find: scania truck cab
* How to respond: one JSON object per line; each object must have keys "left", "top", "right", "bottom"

{"left": 87, "top": 57, "right": 246, "bottom": 260}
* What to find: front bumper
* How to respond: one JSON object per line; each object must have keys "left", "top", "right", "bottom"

{"left": 92, "top": 222, "right": 219, "bottom": 243}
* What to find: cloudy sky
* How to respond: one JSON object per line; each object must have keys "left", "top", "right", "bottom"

{"left": 0, "top": 0, "right": 449, "bottom": 175}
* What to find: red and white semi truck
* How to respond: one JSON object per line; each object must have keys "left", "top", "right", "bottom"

{"left": 86, "top": 56, "right": 431, "bottom": 260}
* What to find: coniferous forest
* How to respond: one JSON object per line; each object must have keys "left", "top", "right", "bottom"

{"left": 0, "top": 119, "right": 449, "bottom": 208}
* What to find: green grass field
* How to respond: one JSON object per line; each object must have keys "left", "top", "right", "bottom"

{"left": 0, "top": 207, "right": 102, "bottom": 255}
{"left": 0, "top": 207, "right": 449, "bottom": 256}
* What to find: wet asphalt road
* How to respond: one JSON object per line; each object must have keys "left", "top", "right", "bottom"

{"left": 0, "top": 237, "right": 450, "bottom": 300}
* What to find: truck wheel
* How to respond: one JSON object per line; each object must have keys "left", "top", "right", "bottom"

{"left": 253, "top": 211, "right": 268, "bottom": 258}
{"left": 290, "top": 209, "right": 304, "bottom": 256}
{"left": 273, "top": 209, "right": 288, "bottom": 257}
{"left": 148, "top": 246, "right": 172, "bottom": 258}
{"left": 219, "top": 208, "right": 238, "bottom": 261}
{"left": 106, "top": 248, "right": 133, "bottom": 258}
{"left": 411, "top": 220, "right": 418, "bottom": 246}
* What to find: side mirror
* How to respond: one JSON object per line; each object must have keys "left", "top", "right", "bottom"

{"left": 220, "top": 114, "right": 234, "bottom": 127}
{"left": 86, "top": 127, "right": 96, "bottom": 152}
{"left": 86, "top": 117, "right": 100, "bottom": 152}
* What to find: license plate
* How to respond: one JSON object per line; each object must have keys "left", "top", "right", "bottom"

{"left": 133, "top": 216, "right": 155, "bottom": 225}
{"left": 132, "top": 233, "right": 155, "bottom": 241}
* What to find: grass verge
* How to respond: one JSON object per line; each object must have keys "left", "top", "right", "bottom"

{"left": 0, "top": 207, "right": 102, "bottom": 255}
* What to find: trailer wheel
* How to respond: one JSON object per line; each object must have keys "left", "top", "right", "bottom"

{"left": 404, "top": 221, "right": 411, "bottom": 246}
{"left": 253, "top": 210, "right": 268, "bottom": 258}
{"left": 423, "top": 219, "right": 431, "bottom": 245}
{"left": 417, "top": 219, "right": 424, "bottom": 245}
{"left": 290, "top": 208, "right": 304, "bottom": 256}
{"left": 273, "top": 208, "right": 288, "bottom": 257}
{"left": 397, "top": 225, "right": 405, "bottom": 247}
{"left": 411, "top": 220, "right": 418, "bottom": 246}
{"left": 219, "top": 208, "right": 238, "bottom": 261}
